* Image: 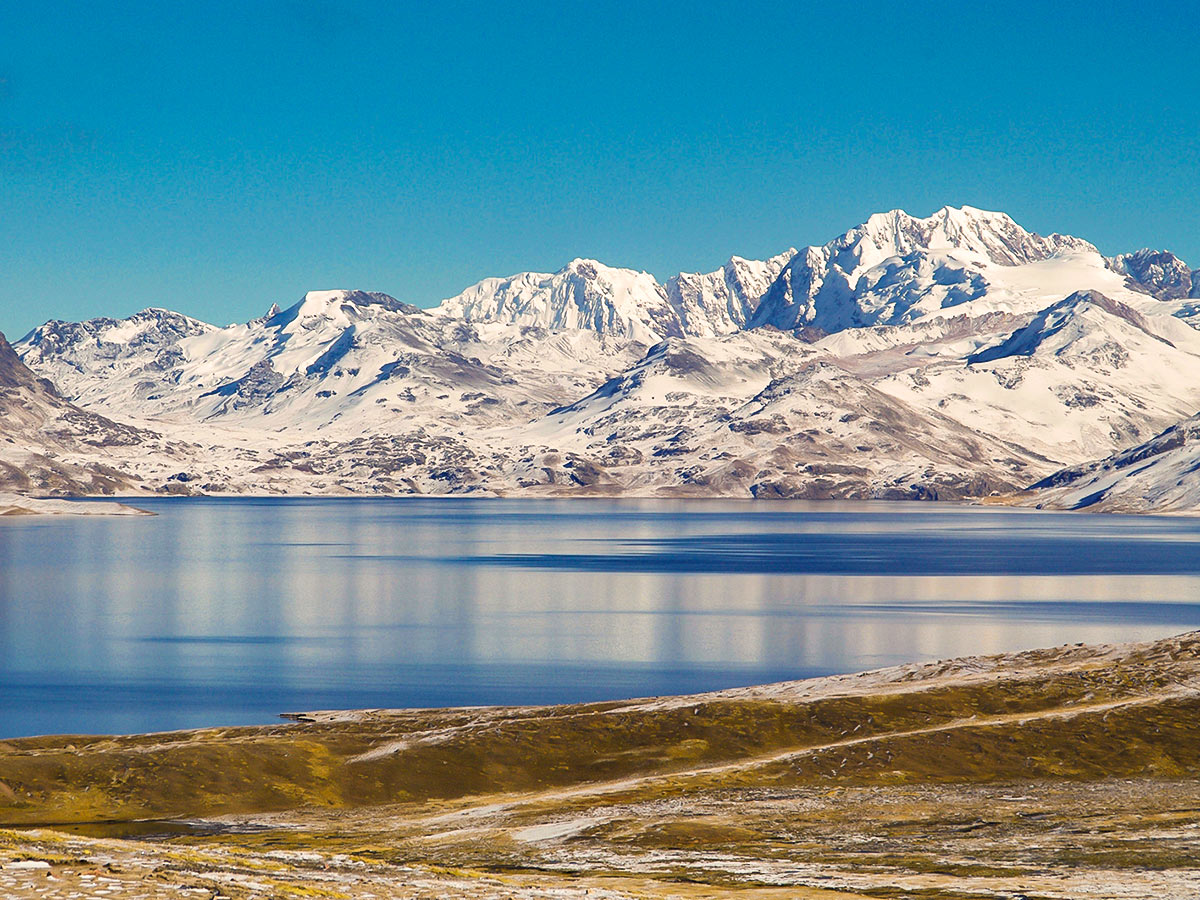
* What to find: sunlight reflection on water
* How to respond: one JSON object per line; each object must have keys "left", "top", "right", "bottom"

{"left": 1, "top": 498, "right": 1197, "bottom": 737}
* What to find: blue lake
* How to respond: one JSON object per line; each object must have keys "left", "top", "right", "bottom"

{"left": 2, "top": 497, "right": 1199, "bottom": 738}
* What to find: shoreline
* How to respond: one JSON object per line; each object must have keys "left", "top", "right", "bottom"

{"left": 23, "top": 490, "right": 1200, "bottom": 520}
{"left": 0, "top": 493, "right": 151, "bottom": 517}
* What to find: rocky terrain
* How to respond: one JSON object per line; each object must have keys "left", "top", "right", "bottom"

{"left": 7, "top": 205, "right": 1200, "bottom": 508}
{"left": 2, "top": 631, "right": 1199, "bottom": 898}
{"left": 0, "top": 330, "right": 163, "bottom": 498}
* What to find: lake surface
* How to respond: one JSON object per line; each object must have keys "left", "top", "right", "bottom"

{"left": 2, "top": 497, "right": 1199, "bottom": 738}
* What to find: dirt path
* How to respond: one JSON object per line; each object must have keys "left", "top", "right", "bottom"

{"left": 417, "top": 685, "right": 1196, "bottom": 831}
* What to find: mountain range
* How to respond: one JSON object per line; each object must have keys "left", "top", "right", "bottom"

{"left": 7, "top": 205, "right": 1200, "bottom": 510}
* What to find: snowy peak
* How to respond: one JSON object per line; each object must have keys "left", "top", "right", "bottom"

{"left": 439, "top": 249, "right": 804, "bottom": 342}
{"left": 437, "top": 259, "right": 679, "bottom": 343}
{"left": 433, "top": 207, "right": 1102, "bottom": 341}
{"left": 561, "top": 258, "right": 615, "bottom": 277}
{"left": 967, "top": 290, "right": 1174, "bottom": 364}
{"left": 15, "top": 309, "right": 221, "bottom": 414}
{"left": 20, "top": 307, "right": 214, "bottom": 355}
{"left": 14, "top": 294, "right": 423, "bottom": 423}
{"left": 14, "top": 205, "right": 1200, "bottom": 508}
{"left": 1108, "top": 249, "right": 1199, "bottom": 300}
{"left": 749, "top": 207, "right": 1109, "bottom": 335}
{"left": 664, "top": 248, "right": 795, "bottom": 337}
{"left": 833, "top": 205, "right": 1096, "bottom": 270}
{"left": 278, "top": 290, "right": 417, "bottom": 328}
{"left": 17, "top": 308, "right": 216, "bottom": 393}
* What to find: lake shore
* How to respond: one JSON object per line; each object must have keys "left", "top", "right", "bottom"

{"left": 0, "top": 493, "right": 151, "bottom": 517}
{"left": 2, "top": 631, "right": 1199, "bottom": 898}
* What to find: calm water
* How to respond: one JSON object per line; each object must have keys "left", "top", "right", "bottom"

{"left": 2, "top": 498, "right": 1199, "bottom": 738}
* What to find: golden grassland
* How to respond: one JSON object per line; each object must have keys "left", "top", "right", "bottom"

{"left": 2, "top": 632, "right": 1199, "bottom": 898}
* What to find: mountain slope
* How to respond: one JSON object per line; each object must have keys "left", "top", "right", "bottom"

{"left": 1028, "top": 414, "right": 1200, "bottom": 512}
{"left": 872, "top": 290, "right": 1200, "bottom": 466}
{"left": 529, "top": 333, "right": 1044, "bottom": 499}
{"left": 0, "top": 331, "right": 147, "bottom": 494}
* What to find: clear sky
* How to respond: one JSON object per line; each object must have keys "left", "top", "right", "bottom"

{"left": 1, "top": 0, "right": 1197, "bottom": 339}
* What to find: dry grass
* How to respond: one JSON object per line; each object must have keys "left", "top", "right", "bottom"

{"left": 1, "top": 632, "right": 1199, "bottom": 898}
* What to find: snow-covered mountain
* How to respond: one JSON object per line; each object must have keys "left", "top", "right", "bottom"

{"left": 1108, "top": 248, "right": 1200, "bottom": 301}
{"left": 436, "top": 259, "right": 681, "bottom": 343}
{"left": 662, "top": 250, "right": 795, "bottom": 337}
{"left": 16, "top": 289, "right": 655, "bottom": 494}
{"left": 11, "top": 205, "right": 1200, "bottom": 506}
{"left": 20, "top": 308, "right": 217, "bottom": 412}
{"left": 436, "top": 252, "right": 797, "bottom": 342}
{"left": 24, "top": 292, "right": 632, "bottom": 427}
{"left": 532, "top": 333, "right": 1043, "bottom": 499}
{"left": 873, "top": 289, "right": 1200, "bottom": 465}
{"left": 750, "top": 206, "right": 1104, "bottom": 334}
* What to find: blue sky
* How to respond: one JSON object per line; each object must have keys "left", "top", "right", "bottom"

{"left": 1, "top": 0, "right": 1197, "bottom": 338}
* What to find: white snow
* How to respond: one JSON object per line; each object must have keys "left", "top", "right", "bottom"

{"left": 513, "top": 818, "right": 602, "bottom": 842}
{"left": 11, "top": 205, "right": 1200, "bottom": 509}
{"left": 437, "top": 259, "right": 677, "bottom": 343}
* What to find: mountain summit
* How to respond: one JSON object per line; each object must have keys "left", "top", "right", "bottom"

{"left": 838, "top": 206, "right": 1096, "bottom": 268}
{"left": 436, "top": 259, "right": 679, "bottom": 343}
{"left": 433, "top": 207, "right": 1111, "bottom": 342}
{"left": 750, "top": 206, "right": 1101, "bottom": 334}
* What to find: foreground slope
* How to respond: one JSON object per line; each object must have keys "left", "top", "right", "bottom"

{"left": 2, "top": 632, "right": 1199, "bottom": 898}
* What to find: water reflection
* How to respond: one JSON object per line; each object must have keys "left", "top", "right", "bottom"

{"left": 0, "top": 498, "right": 1197, "bottom": 738}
